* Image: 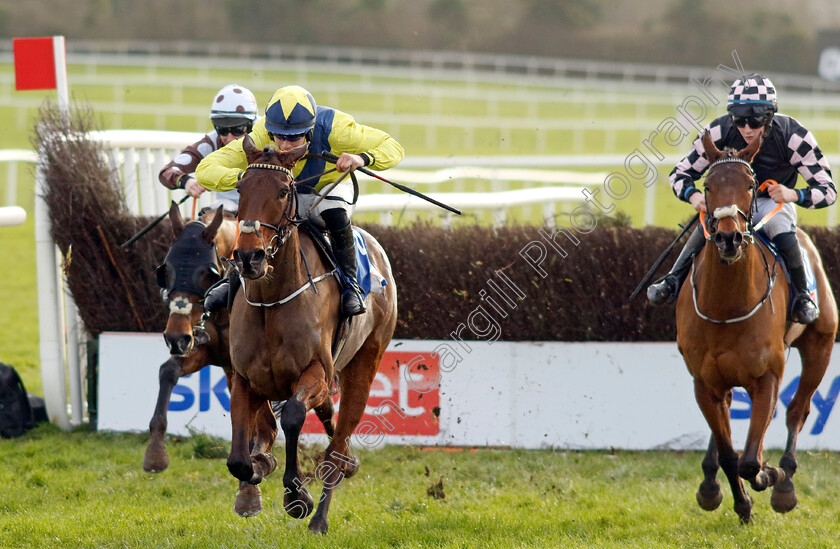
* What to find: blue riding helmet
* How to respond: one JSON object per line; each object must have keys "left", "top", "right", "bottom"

{"left": 264, "top": 85, "right": 317, "bottom": 135}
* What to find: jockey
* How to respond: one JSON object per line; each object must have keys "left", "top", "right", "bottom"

{"left": 158, "top": 84, "right": 259, "bottom": 211}
{"left": 196, "top": 85, "right": 405, "bottom": 317}
{"left": 647, "top": 73, "right": 836, "bottom": 324}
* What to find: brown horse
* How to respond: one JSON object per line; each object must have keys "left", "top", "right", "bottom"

{"left": 143, "top": 202, "right": 233, "bottom": 474}
{"left": 226, "top": 136, "right": 398, "bottom": 534}
{"left": 676, "top": 131, "right": 838, "bottom": 523}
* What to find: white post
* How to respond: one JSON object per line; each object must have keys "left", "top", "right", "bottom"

{"left": 52, "top": 36, "right": 69, "bottom": 118}
{"left": 35, "top": 153, "right": 70, "bottom": 429}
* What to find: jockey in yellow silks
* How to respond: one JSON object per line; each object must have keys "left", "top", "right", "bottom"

{"left": 197, "top": 85, "right": 404, "bottom": 317}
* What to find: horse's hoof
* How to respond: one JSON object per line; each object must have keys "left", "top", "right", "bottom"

{"left": 253, "top": 452, "right": 278, "bottom": 477}
{"left": 734, "top": 497, "right": 753, "bottom": 524}
{"left": 234, "top": 483, "right": 263, "bottom": 517}
{"left": 771, "top": 479, "right": 798, "bottom": 513}
{"left": 343, "top": 456, "right": 360, "bottom": 479}
{"left": 308, "top": 515, "right": 328, "bottom": 535}
{"left": 142, "top": 445, "right": 169, "bottom": 473}
{"left": 696, "top": 481, "right": 723, "bottom": 511}
{"left": 283, "top": 488, "right": 314, "bottom": 520}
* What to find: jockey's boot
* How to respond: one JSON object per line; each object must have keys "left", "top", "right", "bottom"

{"left": 204, "top": 277, "right": 230, "bottom": 313}
{"left": 331, "top": 225, "right": 366, "bottom": 317}
{"left": 774, "top": 232, "right": 819, "bottom": 324}
{"left": 647, "top": 225, "right": 706, "bottom": 305}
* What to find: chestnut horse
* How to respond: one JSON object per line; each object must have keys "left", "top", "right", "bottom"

{"left": 226, "top": 136, "right": 398, "bottom": 534}
{"left": 677, "top": 131, "right": 837, "bottom": 523}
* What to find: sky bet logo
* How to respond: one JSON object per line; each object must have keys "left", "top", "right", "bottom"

{"left": 731, "top": 376, "right": 840, "bottom": 435}
{"left": 170, "top": 367, "right": 229, "bottom": 412}
{"left": 168, "top": 351, "right": 440, "bottom": 437}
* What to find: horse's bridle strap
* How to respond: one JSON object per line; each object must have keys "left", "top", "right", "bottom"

{"left": 247, "top": 163, "right": 294, "bottom": 178}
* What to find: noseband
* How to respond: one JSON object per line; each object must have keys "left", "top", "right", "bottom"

{"left": 238, "top": 163, "right": 301, "bottom": 258}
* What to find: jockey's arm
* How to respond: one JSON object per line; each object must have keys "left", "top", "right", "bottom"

{"left": 196, "top": 120, "right": 273, "bottom": 192}
{"left": 328, "top": 110, "right": 404, "bottom": 171}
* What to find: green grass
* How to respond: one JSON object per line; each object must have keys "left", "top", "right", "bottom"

{"left": 1, "top": 425, "right": 840, "bottom": 548}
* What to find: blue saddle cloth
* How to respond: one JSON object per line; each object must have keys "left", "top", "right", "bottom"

{"left": 754, "top": 232, "right": 818, "bottom": 305}
{"left": 339, "top": 227, "right": 385, "bottom": 299}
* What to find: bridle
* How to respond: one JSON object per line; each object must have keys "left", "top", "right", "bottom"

{"left": 692, "top": 155, "right": 779, "bottom": 324}
{"left": 701, "top": 156, "right": 759, "bottom": 245}
{"left": 235, "top": 161, "right": 338, "bottom": 308}
{"left": 237, "top": 163, "right": 302, "bottom": 259}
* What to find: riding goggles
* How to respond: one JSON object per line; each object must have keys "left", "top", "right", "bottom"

{"left": 215, "top": 124, "right": 252, "bottom": 137}
{"left": 268, "top": 131, "right": 307, "bottom": 142}
{"left": 731, "top": 114, "right": 773, "bottom": 129}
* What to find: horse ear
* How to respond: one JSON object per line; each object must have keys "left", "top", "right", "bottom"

{"left": 290, "top": 142, "right": 309, "bottom": 165}
{"left": 202, "top": 205, "right": 225, "bottom": 244}
{"left": 737, "top": 127, "right": 764, "bottom": 163}
{"left": 168, "top": 200, "right": 184, "bottom": 238}
{"left": 242, "top": 134, "right": 261, "bottom": 165}
{"left": 701, "top": 130, "right": 722, "bottom": 164}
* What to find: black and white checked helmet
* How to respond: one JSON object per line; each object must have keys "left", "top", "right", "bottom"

{"left": 727, "top": 73, "right": 778, "bottom": 115}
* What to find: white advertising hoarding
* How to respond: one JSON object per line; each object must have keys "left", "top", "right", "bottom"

{"left": 98, "top": 334, "right": 840, "bottom": 450}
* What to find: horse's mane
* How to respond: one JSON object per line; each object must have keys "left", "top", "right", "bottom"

{"left": 720, "top": 147, "right": 739, "bottom": 158}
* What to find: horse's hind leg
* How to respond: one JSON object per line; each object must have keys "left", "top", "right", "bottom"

{"left": 314, "top": 397, "right": 335, "bottom": 439}
{"left": 740, "top": 370, "right": 786, "bottom": 492}
{"left": 774, "top": 330, "right": 834, "bottom": 513}
{"left": 694, "top": 379, "right": 752, "bottom": 523}
{"left": 308, "top": 343, "right": 383, "bottom": 534}
{"left": 143, "top": 354, "right": 208, "bottom": 473}
{"left": 279, "top": 361, "right": 329, "bottom": 521}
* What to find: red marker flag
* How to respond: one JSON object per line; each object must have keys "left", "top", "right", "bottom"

{"left": 13, "top": 37, "right": 59, "bottom": 90}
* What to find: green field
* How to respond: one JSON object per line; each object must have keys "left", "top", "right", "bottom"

{"left": 2, "top": 425, "right": 840, "bottom": 548}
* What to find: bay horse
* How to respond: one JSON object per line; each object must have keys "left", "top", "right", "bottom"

{"left": 143, "top": 201, "right": 233, "bottom": 475}
{"left": 676, "top": 130, "right": 838, "bottom": 523}
{"left": 227, "top": 136, "right": 398, "bottom": 534}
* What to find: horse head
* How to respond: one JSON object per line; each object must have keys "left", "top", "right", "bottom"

{"left": 233, "top": 134, "right": 308, "bottom": 279}
{"left": 158, "top": 202, "right": 224, "bottom": 356}
{"left": 701, "top": 129, "right": 763, "bottom": 263}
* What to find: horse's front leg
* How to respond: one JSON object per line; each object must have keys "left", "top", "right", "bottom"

{"left": 740, "top": 370, "right": 785, "bottom": 492}
{"left": 143, "top": 352, "right": 208, "bottom": 473}
{"left": 227, "top": 371, "right": 270, "bottom": 484}
{"left": 280, "top": 361, "right": 329, "bottom": 521}
{"left": 234, "top": 401, "right": 278, "bottom": 517}
{"left": 694, "top": 379, "right": 753, "bottom": 523}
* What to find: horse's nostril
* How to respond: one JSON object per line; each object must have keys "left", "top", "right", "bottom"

{"left": 733, "top": 232, "right": 743, "bottom": 247}
{"left": 715, "top": 233, "right": 725, "bottom": 246}
{"left": 251, "top": 249, "right": 265, "bottom": 264}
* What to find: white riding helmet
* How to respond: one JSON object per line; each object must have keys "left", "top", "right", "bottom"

{"left": 209, "top": 84, "right": 258, "bottom": 127}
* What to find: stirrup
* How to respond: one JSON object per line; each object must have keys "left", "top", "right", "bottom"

{"left": 791, "top": 292, "right": 819, "bottom": 324}
{"left": 341, "top": 285, "right": 366, "bottom": 316}
{"left": 646, "top": 275, "right": 679, "bottom": 305}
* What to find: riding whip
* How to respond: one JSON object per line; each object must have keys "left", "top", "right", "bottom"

{"left": 627, "top": 213, "right": 699, "bottom": 302}
{"left": 120, "top": 195, "right": 191, "bottom": 249}
{"left": 311, "top": 152, "right": 462, "bottom": 215}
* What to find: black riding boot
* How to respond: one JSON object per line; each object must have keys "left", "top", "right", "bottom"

{"left": 331, "top": 225, "right": 366, "bottom": 317}
{"left": 774, "top": 232, "right": 819, "bottom": 324}
{"left": 647, "top": 225, "right": 706, "bottom": 305}
{"left": 204, "top": 278, "right": 230, "bottom": 313}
